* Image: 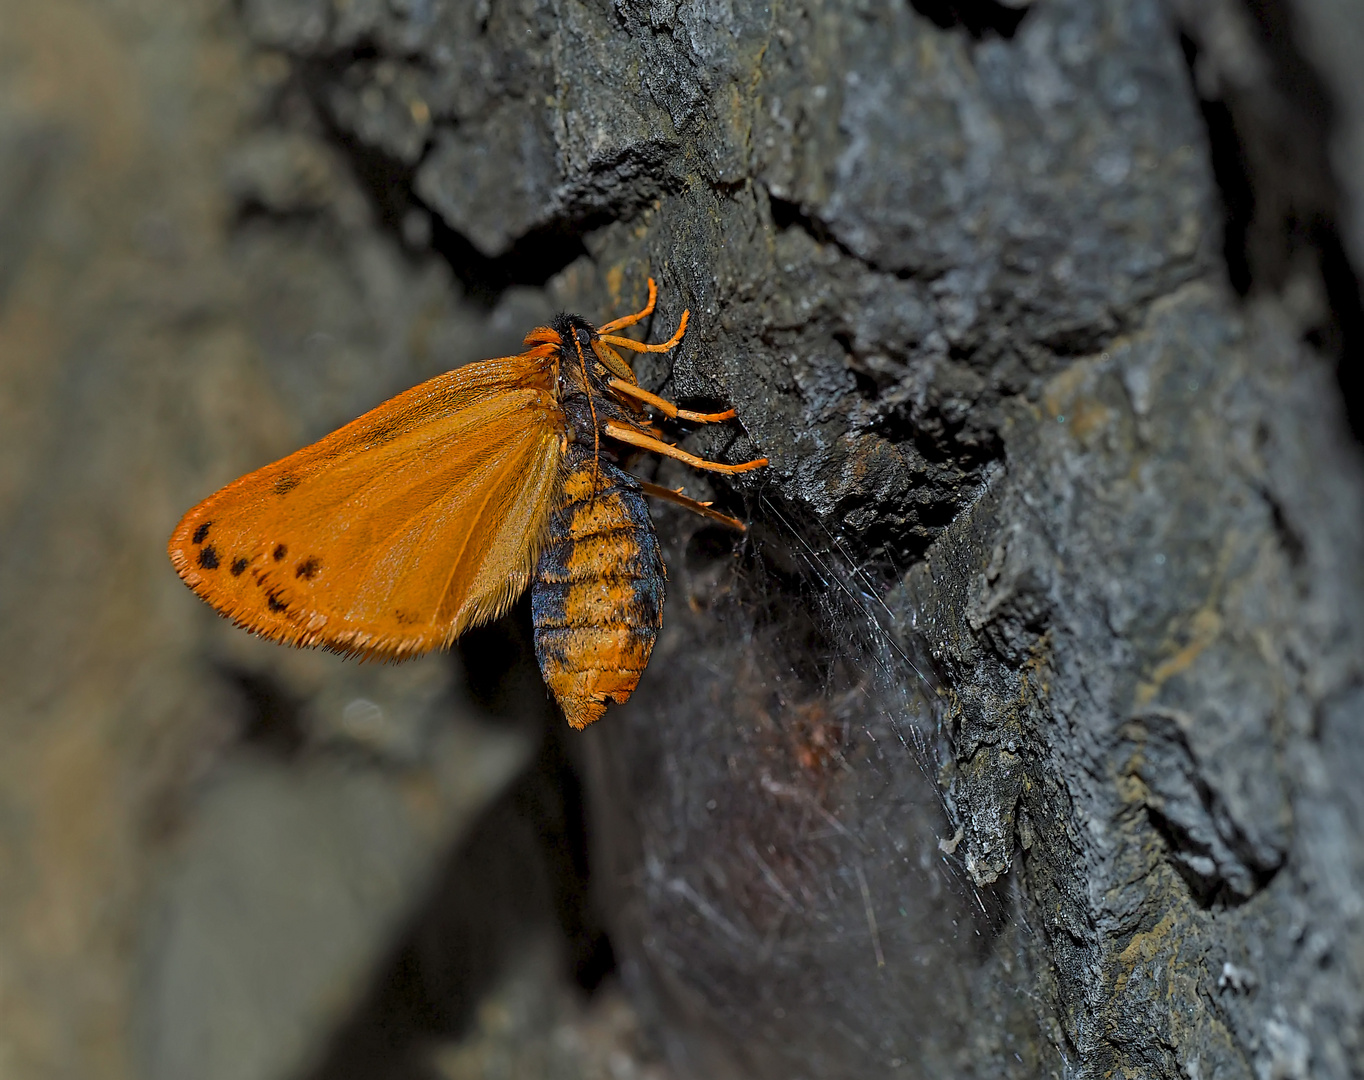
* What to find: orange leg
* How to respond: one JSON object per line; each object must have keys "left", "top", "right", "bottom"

{"left": 607, "top": 378, "right": 738, "bottom": 422}
{"left": 601, "top": 309, "right": 689, "bottom": 354}
{"left": 598, "top": 277, "right": 658, "bottom": 334}
{"left": 636, "top": 480, "right": 746, "bottom": 531}
{"left": 592, "top": 341, "right": 635, "bottom": 381}
{"left": 604, "top": 420, "right": 767, "bottom": 474}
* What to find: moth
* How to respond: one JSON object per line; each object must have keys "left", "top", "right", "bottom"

{"left": 168, "top": 280, "right": 767, "bottom": 728}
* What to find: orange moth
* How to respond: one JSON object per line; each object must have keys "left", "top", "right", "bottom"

{"left": 168, "top": 280, "right": 767, "bottom": 728}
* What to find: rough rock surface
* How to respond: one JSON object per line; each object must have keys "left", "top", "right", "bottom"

{"left": 242, "top": 0, "right": 1361, "bottom": 1075}
{"left": 3, "top": 0, "right": 1362, "bottom": 1078}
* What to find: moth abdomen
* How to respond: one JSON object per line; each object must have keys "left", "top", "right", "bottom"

{"left": 531, "top": 450, "right": 664, "bottom": 729}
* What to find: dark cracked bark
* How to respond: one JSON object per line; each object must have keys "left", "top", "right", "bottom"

{"left": 237, "top": 0, "right": 1364, "bottom": 1076}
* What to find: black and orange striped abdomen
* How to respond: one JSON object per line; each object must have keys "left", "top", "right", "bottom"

{"left": 531, "top": 445, "right": 665, "bottom": 729}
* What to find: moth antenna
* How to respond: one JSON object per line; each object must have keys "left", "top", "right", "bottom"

{"left": 575, "top": 332, "right": 602, "bottom": 491}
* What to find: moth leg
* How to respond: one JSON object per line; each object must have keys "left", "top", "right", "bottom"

{"left": 601, "top": 310, "right": 689, "bottom": 354}
{"left": 598, "top": 277, "right": 658, "bottom": 334}
{"left": 637, "top": 480, "right": 746, "bottom": 532}
{"left": 604, "top": 420, "right": 768, "bottom": 474}
{"left": 607, "top": 378, "right": 738, "bottom": 423}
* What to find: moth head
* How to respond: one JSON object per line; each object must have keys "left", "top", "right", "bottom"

{"left": 548, "top": 313, "right": 634, "bottom": 382}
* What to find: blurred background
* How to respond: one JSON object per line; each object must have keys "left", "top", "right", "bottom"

{"left": 2, "top": 0, "right": 1362, "bottom": 1078}
{"left": 0, "top": 3, "right": 661, "bottom": 1078}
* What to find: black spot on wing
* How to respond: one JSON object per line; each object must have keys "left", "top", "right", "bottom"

{"left": 267, "top": 594, "right": 288, "bottom": 613}
{"left": 230, "top": 557, "right": 249, "bottom": 576}
{"left": 198, "top": 545, "right": 220, "bottom": 569}
{"left": 274, "top": 475, "right": 300, "bottom": 495}
{"left": 273, "top": 544, "right": 288, "bottom": 562}
{"left": 192, "top": 521, "right": 211, "bottom": 545}
{"left": 295, "top": 557, "right": 321, "bottom": 580}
